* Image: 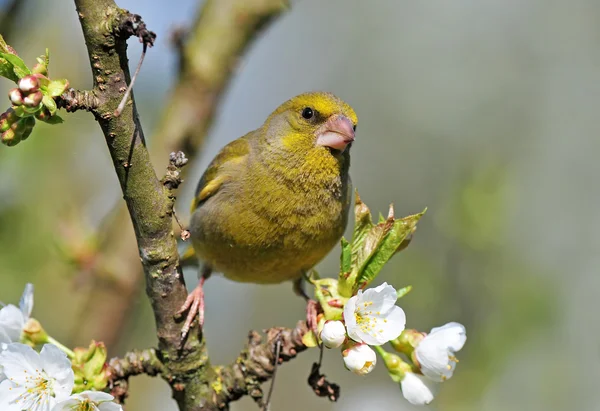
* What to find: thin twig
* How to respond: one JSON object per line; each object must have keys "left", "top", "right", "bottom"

{"left": 262, "top": 333, "right": 283, "bottom": 411}
{"left": 114, "top": 43, "right": 147, "bottom": 117}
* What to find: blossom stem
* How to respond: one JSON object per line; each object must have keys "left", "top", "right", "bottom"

{"left": 373, "top": 345, "right": 387, "bottom": 358}
{"left": 47, "top": 335, "right": 75, "bottom": 358}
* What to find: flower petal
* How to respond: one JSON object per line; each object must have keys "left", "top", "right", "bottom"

{"left": 19, "top": 284, "right": 34, "bottom": 320}
{"left": 429, "top": 322, "right": 466, "bottom": 352}
{"left": 401, "top": 372, "right": 438, "bottom": 405}
{"left": 40, "top": 344, "right": 74, "bottom": 398}
{"left": 77, "top": 390, "right": 115, "bottom": 403}
{"left": 0, "top": 305, "right": 25, "bottom": 342}
{"left": 415, "top": 340, "right": 454, "bottom": 381}
{"left": 0, "top": 343, "right": 42, "bottom": 384}
{"left": 99, "top": 402, "right": 124, "bottom": 411}
{"left": 343, "top": 296, "right": 360, "bottom": 342}
{"left": 357, "top": 282, "right": 397, "bottom": 314}
{"left": 0, "top": 379, "right": 25, "bottom": 410}
{"left": 51, "top": 398, "right": 81, "bottom": 411}
{"left": 375, "top": 305, "right": 406, "bottom": 342}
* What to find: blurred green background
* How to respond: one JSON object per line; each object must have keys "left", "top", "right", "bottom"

{"left": 1, "top": 0, "right": 595, "bottom": 409}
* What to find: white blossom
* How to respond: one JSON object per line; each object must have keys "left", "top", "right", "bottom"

{"left": 0, "top": 283, "right": 34, "bottom": 343}
{"left": 414, "top": 322, "right": 466, "bottom": 382}
{"left": 400, "top": 372, "right": 438, "bottom": 405}
{"left": 0, "top": 343, "right": 74, "bottom": 411}
{"left": 343, "top": 282, "right": 406, "bottom": 346}
{"left": 320, "top": 321, "right": 346, "bottom": 348}
{"left": 342, "top": 344, "right": 376, "bottom": 375}
{"left": 52, "top": 390, "right": 123, "bottom": 411}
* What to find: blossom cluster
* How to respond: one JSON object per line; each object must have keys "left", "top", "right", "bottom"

{"left": 0, "top": 284, "right": 122, "bottom": 411}
{"left": 317, "top": 282, "right": 466, "bottom": 406}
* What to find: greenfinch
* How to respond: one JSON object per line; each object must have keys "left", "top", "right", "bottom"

{"left": 178, "top": 92, "right": 358, "bottom": 338}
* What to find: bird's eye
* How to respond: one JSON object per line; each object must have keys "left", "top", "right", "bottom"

{"left": 301, "top": 107, "right": 314, "bottom": 120}
{"left": 353, "top": 125, "right": 357, "bottom": 132}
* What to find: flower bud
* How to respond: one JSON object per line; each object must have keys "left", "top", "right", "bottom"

{"left": 2, "top": 128, "right": 20, "bottom": 146}
{"left": 73, "top": 340, "right": 109, "bottom": 392}
{"left": 23, "top": 91, "right": 43, "bottom": 108}
{"left": 22, "top": 318, "right": 49, "bottom": 346}
{"left": 390, "top": 329, "right": 425, "bottom": 356}
{"left": 342, "top": 343, "right": 376, "bottom": 375}
{"left": 18, "top": 75, "right": 40, "bottom": 93}
{"left": 8, "top": 88, "right": 24, "bottom": 106}
{"left": 32, "top": 63, "right": 48, "bottom": 76}
{"left": 320, "top": 320, "right": 346, "bottom": 348}
{"left": 400, "top": 372, "right": 437, "bottom": 405}
{"left": 35, "top": 107, "right": 51, "bottom": 121}
{"left": 0, "top": 109, "right": 17, "bottom": 132}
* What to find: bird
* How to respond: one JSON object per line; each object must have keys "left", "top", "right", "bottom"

{"left": 178, "top": 91, "right": 358, "bottom": 340}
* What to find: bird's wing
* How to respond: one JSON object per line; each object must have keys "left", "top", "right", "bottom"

{"left": 190, "top": 136, "right": 251, "bottom": 211}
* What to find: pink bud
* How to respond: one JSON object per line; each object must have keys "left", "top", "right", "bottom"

{"left": 0, "top": 109, "right": 16, "bottom": 132}
{"left": 32, "top": 63, "right": 48, "bottom": 76}
{"left": 18, "top": 75, "right": 40, "bottom": 93}
{"left": 8, "top": 88, "right": 23, "bottom": 106}
{"left": 23, "top": 91, "right": 43, "bottom": 108}
{"left": 1, "top": 128, "right": 19, "bottom": 146}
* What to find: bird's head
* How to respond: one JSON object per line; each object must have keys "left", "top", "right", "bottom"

{"left": 262, "top": 92, "right": 358, "bottom": 158}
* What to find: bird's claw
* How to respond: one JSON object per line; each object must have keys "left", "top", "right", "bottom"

{"left": 176, "top": 284, "right": 204, "bottom": 345}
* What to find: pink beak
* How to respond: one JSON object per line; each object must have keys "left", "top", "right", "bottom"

{"left": 316, "top": 115, "right": 355, "bottom": 151}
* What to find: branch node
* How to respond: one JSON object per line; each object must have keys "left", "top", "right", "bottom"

{"left": 116, "top": 13, "right": 156, "bottom": 46}
{"left": 162, "top": 151, "right": 189, "bottom": 190}
{"left": 57, "top": 88, "right": 99, "bottom": 113}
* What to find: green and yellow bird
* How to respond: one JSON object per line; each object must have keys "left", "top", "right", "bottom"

{"left": 178, "top": 92, "right": 358, "bottom": 337}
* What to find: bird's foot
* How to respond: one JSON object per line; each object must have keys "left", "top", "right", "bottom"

{"left": 176, "top": 280, "right": 205, "bottom": 344}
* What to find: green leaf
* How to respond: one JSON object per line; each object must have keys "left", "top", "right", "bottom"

{"left": 340, "top": 238, "right": 352, "bottom": 275}
{"left": 43, "top": 114, "right": 63, "bottom": 125}
{"left": 0, "top": 52, "right": 31, "bottom": 79}
{"left": 42, "top": 95, "right": 57, "bottom": 115}
{"left": 350, "top": 191, "right": 374, "bottom": 258}
{"left": 0, "top": 57, "right": 18, "bottom": 83}
{"left": 302, "top": 331, "right": 318, "bottom": 348}
{"left": 355, "top": 210, "right": 426, "bottom": 290}
{"left": 46, "top": 79, "right": 69, "bottom": 97}
{"left": 0, "top": 34, "right": 14, "bottom": 55}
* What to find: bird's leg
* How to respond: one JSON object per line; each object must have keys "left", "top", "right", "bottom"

{"left": 293, "top": 277, "right": 320, "bottom": 337}
{"left": 177, "top": 264, "right": 212, "bottom": 343}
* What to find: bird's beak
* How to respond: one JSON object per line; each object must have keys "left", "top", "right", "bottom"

{"left": 316, "top": 115, "right": 355, "bottom": 152}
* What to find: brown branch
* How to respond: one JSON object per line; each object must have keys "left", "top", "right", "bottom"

{"left": 67, "top": 0, "right": 289, "bottom": 350}
{"left": 214, "top": 321, "right": 309, "bottom": 408}
{"left": 68, "top": 1, "right": 328, "bottom": 410}
{"left": 103, "top": 322, "right": 339, "bottom": 410}
{"left": 71, "top": 2, "right": 208, "bottom": 409}
{"left": 106, "top": 348, "right": 166, "bottom": 403}
{"left": 57, "top": 88, "right": 100, "bottom": 112}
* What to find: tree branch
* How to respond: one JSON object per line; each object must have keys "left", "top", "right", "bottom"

{"left": 71, "top": 1, "right": 208, "bottom": 408}
{"left": 68, "top": 0, "right": 289, "bottom": 350}
{"left": 107, "top": 348, "right": 166, "bottom": 403}
{"left": 69, "top": 1, "right": 322, "bottom": 410}
{"left": 215, "top": 321, "right": 308, "bottom": 407}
